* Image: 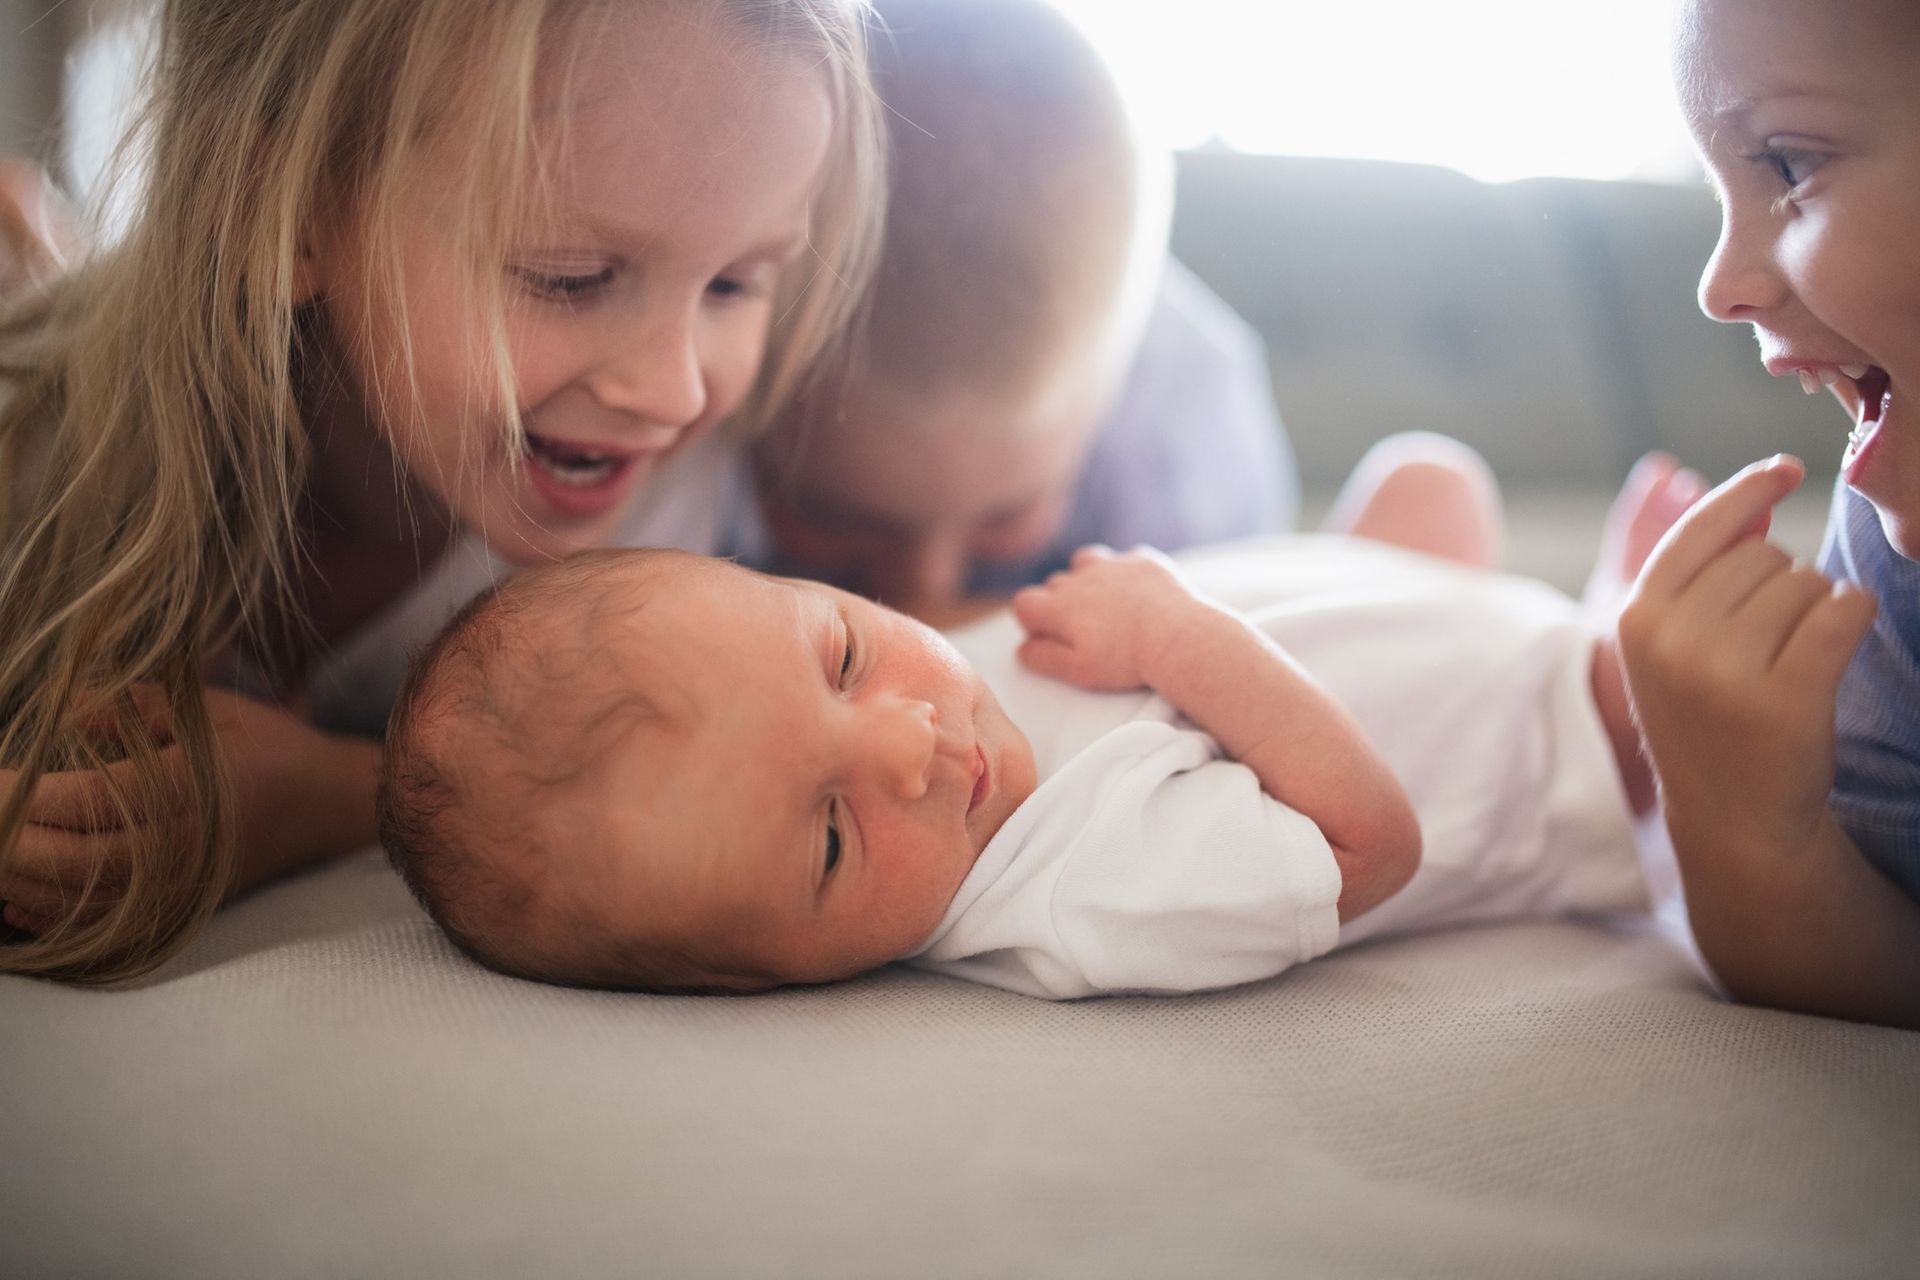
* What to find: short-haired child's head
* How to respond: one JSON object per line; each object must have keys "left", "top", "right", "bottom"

{"left": 753, "top": 0, "right": 1170, "bottom": 608}
{"left": 381, "top": 550, "right": 1037, "bottom": 993}
{"left": 1678, "top": 0, "right": 1920, "bottom": 557}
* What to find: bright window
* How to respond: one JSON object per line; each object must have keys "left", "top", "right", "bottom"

{"left": 1049, "top": 0, "right": 1697, "bottom": 183}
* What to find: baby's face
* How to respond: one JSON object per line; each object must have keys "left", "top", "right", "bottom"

{"left": 753, "top": 370, "right": 1107, "bottom": 611}
{"left": 1679, "top": 0, "right": 1920, "bottom": 556}
{"left": 571, "top": 555, "right": 1037, "bottom": 987}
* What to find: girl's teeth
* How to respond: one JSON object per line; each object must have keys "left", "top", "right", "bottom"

{"left": 1840, "top": 363, "right": 1870, "bottom": 380}
{"left": 1818, "top": 367, "right": 1842, "bottom": 388}
{"left": 1798, "top": 369, "right": 1821, "bottom": 395}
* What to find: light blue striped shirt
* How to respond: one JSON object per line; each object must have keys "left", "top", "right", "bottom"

{"left": 1819, "top": 482, "right": 1920, "bottom": 900}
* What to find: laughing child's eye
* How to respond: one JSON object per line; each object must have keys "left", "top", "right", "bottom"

{"left": 824, "top": 803, "right": 843, "bottom": 875}
{"left": 839, "top": 625, "right": 856, "bottom": 686}
{"left": 1757, "top": 145, "right": 1825, "bottom": 190}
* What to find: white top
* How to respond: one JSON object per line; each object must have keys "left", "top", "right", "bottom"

{"left": 912, "top": 536, "right": 1647, "bottom": 1000}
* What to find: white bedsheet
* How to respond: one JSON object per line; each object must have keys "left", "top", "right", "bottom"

{"left": 3, "top": 848, "right": 1915, "bottom": 1277}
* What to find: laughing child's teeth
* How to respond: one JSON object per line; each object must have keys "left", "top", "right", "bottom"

{"left": 1840, "top": 363, "right": 1869, "bottom": 380}
{"left": 1797, "top": 369, "right": 1820, "bottom": 394}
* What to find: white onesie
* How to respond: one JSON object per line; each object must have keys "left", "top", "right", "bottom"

{"left": 911, "top": 536, "right": 1648, "bottom": 1000}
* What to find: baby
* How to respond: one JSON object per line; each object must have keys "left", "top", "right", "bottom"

{"left": 740, "top": 0, "right": 1294, "bottom": 622}
{"left": 380, "top": 440, "right": 1671, "bottom": 999}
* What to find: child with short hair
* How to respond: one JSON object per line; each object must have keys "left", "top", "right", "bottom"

{"left": 742, "top": 0, "right": 1294, "bottom": 623}
{"left": 0, "top": 0, "right": 884, "bottom": 982}
{"left": 381, "top": 439, "right": 1664, "bottom": 999}
{"left": 1616, "top": 0, "right": 1920, "bottom": 1027}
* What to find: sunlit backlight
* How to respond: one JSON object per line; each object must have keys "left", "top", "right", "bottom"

{"left": 1049, "top": 0, "right": 1696, "bottom": 184}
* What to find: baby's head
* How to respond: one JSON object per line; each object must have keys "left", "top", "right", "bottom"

{"left": 1678, "top": 0, "right": 1920, "bottom": 556}
{"left": 380, "top": 550, "right": 1037, "bottom": 992}
{"left": 753, "top": 0, "right": 1170, "bottom": 607}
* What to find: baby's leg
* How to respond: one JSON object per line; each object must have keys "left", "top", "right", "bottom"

{"left": 1582, "top": 452, "right": 1707, "bottom": 617}
{"left": 1590, "top": 636, "right": 1657, "bottom": 817}
{"left": 1321, "top": 432, "right": 1504, "bottom": 569}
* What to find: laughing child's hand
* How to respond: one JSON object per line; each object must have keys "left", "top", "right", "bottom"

{"left": 1618, "top": 456, "right": 1878, "bottom": 857}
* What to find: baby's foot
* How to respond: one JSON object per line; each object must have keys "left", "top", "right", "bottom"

{"left": 1583, "top": 452, "right": 1706, "bottom": 617}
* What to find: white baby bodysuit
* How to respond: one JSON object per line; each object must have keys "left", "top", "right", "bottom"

{"left": 911, "top": 536, "right": 1648, "bottom": 1000}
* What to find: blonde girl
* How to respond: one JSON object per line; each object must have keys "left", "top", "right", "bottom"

{"left": 0, "top": 0, "right": 883, "bottom": 983}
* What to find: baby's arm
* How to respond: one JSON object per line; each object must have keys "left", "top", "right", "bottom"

{"left": 1618, "top": 457, "right": 1920, "bottom": 1028}
{"left": 1013, "top": 546, "right": 1420, "bottom": 922}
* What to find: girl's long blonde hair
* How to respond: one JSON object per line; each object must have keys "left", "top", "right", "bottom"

{"left": 0, "top": 0, "right": 883, "bottom": 983}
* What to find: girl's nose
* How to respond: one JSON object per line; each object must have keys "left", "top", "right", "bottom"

{"left": 865, "top": 694, "right": 938, "bottom": 800}
{"left": 1697, "top": 214, "right": 1788, "bottom": 323}
{"left": 588, "top": 305, "right": 708, "bottom": 429}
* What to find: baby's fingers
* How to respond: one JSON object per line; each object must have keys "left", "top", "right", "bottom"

{"left": 1011, "top": 582, "right": 1071, "bottom": 639}
{"left": 1016, "top": 635, "right": 1081, "bottom": 682}
{"left": 1776, "top": 581, "right": 1878, "bottom": 694}
{"left": 1068, "top": 544, "right": 1116, "bottom": 570}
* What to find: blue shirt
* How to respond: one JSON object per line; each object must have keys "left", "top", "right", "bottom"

{"left": 1819, "top": 482, "right": 1920, "bottom": 900}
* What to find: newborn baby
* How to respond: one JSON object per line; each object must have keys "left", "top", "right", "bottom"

{"left": 381, "top": 450, "right": 1668, "bottom": 998}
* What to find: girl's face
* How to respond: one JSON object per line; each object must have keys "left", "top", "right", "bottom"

{"left": 1679, "top": 0, "right": 1920, "bottom": 558}
{"left": 313, "top": 11, "right": 834, "bottom": 566}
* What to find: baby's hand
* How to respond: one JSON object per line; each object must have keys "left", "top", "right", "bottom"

{"left": 1012, "top": 545, "right": 1207, "bottom": 691}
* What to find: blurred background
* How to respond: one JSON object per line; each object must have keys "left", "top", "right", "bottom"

{"left": 0, "top": 0, "right": 1841, "bottom": 588}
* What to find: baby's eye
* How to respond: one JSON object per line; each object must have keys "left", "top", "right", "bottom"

{"left": 824, "top": 802, "right": 843, "bottom": 876}
{"left": 839, "top": 630, "right": 855, "bottom": 686}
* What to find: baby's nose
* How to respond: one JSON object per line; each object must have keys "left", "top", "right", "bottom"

{"left": 872, "top": 697, "right": 938, "bottom": 800}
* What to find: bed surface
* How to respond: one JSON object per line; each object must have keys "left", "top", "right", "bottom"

{"left": 3, "top": 847, "right": 1914, "bottom": 1279}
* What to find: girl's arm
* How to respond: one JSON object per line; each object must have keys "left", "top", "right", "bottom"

{"left": 1012, "top": 545, "right": 1421, "bottom": 922}
{"left": 0, "top": 689, "right": 379, "bottom": 935}
{"left": 1618, "top": 456, "right": 1920, "bottom": 1028}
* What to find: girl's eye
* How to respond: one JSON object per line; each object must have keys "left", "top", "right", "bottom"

{"left": 510, "top": 266, "right": 615, "bottom": 301}
{"left": 1757, "top": 145, "right": 1825, "bottom": 191}
{"left": 839, "top": 630, "right": 855, "bottom": 686}
{"left": 824, "top": 803, "right": 843, "bottom": 876}
{"left": 707, "top": 276, "right": 744, "bottom": 300}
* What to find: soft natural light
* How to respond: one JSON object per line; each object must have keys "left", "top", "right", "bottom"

{"left": 1049, "top": 0, "right": 1697, "bottom": 184}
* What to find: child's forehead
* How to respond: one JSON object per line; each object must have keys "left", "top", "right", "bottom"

{"left": 1684, "top": 0, "right": 1919, "bottom": 94}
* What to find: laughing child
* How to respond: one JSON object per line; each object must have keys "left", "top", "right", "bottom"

{"left": 1617, "top": 0, "right": 1920, "bottom": 1027}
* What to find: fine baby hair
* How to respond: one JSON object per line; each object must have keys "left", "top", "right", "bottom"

{"left": 381, "top": 549, "right": 747, "bottom": 993}
{"left": 0, "top": 0, "right": 883, "bottom": 983}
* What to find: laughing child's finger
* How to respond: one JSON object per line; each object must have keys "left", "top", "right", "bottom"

{"left": 1636, "top": 455, "right": 1804, "bottom": 602}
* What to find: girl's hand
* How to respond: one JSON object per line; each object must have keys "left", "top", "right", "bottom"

{"left": 0, "top": 688, "right": 378, "bottom": 934}
{"left": 1012, "top": 545, "right": 1208, "bottom": 691}
{"left": 1617, "top": 456, "right": 1878, "bottom": 853}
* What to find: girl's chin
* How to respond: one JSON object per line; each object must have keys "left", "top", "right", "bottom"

{"left": 466, "top": 503, "right": 630, "bottom": 568}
